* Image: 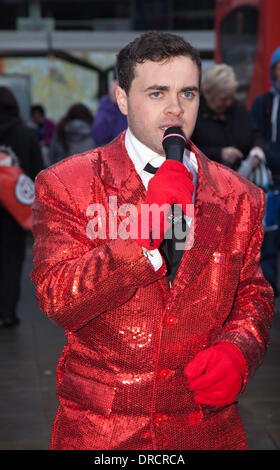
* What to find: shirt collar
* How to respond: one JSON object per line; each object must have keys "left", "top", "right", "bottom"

{"left": 125, "top": 127, "right": 165, "bottom": 173}
{"left": 125, "top": 126, "right": 198, "bottom": 175}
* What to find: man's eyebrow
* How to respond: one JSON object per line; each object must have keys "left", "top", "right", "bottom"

{"left": 144, "top": 85, "right": 169, "bottom": 92}
{"left": 181, "top": 86, "right": 199, "bottom": 93}
{"left": 143, "top": 85, "right": 199, "bottom": 93}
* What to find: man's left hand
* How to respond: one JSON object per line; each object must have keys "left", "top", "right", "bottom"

{"left": 184, "top": 343, "right": 245, "bottom": 407}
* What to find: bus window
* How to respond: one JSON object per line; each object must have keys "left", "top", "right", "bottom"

{"left": 220, "top": 6, "right": 259, "bottom": 102}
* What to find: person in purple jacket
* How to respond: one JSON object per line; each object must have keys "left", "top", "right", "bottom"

{"left": 91, "top": 69, "right": 127, "bottom": 146}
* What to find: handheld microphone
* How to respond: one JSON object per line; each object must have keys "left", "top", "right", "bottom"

{"left": 161, "top": 126, "right": 187, "bottom": 228}
{"left": 161, "top": 127, "right": 188, "bottom": 283}
{"left": 162, "top": 126, "right": 187, "bottom": 162}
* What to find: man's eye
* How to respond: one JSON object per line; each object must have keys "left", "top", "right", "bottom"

{"left": 183, "top": 91, "right": 194, "bottom": 99}
{"left": 150, "top": 91, "right": 162, "bottom": 98}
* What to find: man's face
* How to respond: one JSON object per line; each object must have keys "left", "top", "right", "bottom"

{"left": 32, "top": 111, "right": 43, "bottom": 125}
{"left": 116, "top": 56, "right": 200, "bottom": 155}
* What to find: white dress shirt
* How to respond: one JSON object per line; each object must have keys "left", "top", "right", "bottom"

{"left": 125, "top": 127, "right": 198, "bottom": 194}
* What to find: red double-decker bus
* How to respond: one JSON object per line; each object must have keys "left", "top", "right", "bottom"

{"left": 215, "top": 0, "right": 280, "bottom": 108}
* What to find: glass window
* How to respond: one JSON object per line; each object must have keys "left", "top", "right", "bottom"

{"left": 0, "top": 0, "right": 28, "bottom": 30}
{"left": 133, "top": 0, "right": 169, "bottom": 30}
{"left": 220, "top": 6, "right": 259, "bottom": 101}
{"left": 0, "top": 0, "right": 216, "bottom": 32}
{"left": 173, "top": 0, "right": 214, "bottom": 30}
{"left": 41, "top": 0, "right": 131, "bottom": 30}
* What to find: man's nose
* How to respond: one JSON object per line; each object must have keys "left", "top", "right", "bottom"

{"left": 164, "top": 96, "right": 183, "bottom": 116}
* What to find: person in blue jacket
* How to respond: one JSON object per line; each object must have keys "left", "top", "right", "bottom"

{"left": 251, "top": 46, "right": 280, "bottom": 183}
{"left": 251, "top": 46, "right": 280, "bottom": 298}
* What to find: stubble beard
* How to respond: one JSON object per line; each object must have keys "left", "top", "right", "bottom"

{"left": 127, "top": 113, "right": 165, "bottom": 156}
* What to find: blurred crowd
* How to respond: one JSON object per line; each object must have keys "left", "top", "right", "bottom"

{"left": 27, "top": 70, "right": 128, "bottom": 167}
{"left": 0, "top": 46, "right": 280, "bottom": 327}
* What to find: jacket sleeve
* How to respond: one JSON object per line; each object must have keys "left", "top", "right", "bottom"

{"left": 247, "top": 109, "right": 266, "bottom": 153}
{"left": 235, "top": 102, "right": 266, "bottom": 156}
{"left": 192, "top": 144, "right": 223, "bottom": 164}
{"left": 213, "top": 187, "right": 274, "bottom": 388}
{"left": 191, "top": 124, "right": 223, "bottom": 163}
{"left": 31, "top": 167, "right": 166, "bottom": 333}
{"left": 250, "top": 96, "right": 266, "bottom": 136}
{"left": 48, "top": 133, "right": 66, "bottom": 165}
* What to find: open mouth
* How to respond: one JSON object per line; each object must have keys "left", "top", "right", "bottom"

{"left": 160, "top": 125, "right": 182, "bottom": 132}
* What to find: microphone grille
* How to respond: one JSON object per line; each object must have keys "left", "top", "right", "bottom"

{"left": 162, "top": 126, "right": 186, "bottom": 143}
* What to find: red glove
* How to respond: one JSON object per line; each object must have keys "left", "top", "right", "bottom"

{"left": 184, "top": 343, "right": 246, "bottom": 407}
{"left": 135, "top": 160, "right": 194, "bottom": 250}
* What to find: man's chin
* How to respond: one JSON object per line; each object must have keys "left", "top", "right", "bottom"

{"left": 154, "top": 146, "right": 166, "bottom": 157}
{"left": 148, "top": 138, "right": 166, "bottom": 156}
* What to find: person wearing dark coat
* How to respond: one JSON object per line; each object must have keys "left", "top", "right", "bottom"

{"left": 251, "top": 46, "right": 280, "bottom": 185}
{"left": 49, "top": 103, "right": 96, "bottom": 164}
{"left": 192, "top": 65, "right": 280, "bottom": 297}
{"left": 0, "top": 86, "right": 44, "bottom": 326}
{"left": 250, "top": 47, "right": 280, "bottom": 297}
{"left": 191, "top": 64, "right": 266, "bottom": 171}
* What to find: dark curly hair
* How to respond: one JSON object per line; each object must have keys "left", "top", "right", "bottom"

{"left": 116, "top": 31, "right": 201, "bottom": 95}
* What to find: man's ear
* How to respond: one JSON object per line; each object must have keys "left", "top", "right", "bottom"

{"left": 115, "top": 86, "right": 128, "bottom": 116}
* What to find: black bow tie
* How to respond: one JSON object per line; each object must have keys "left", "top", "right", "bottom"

{"left": 143, "top": 162, "right": 159, "bottom": 175}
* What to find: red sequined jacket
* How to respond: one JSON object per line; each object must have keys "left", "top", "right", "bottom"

{"left": 31, "top": 132, "right": 273, "bottom": 450}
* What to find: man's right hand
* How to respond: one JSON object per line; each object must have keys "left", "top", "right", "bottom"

{"left": 135, "top": 160, "right": 194, "bottom": 250}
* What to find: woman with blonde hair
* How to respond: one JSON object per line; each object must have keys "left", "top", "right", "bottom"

{"left": 191, "top": 63, "right": 265, "bottom": 169}
{"left": 192, "top": 64, "right": 279, "bottom": 298}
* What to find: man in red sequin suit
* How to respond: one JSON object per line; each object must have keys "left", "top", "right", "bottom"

{"left": 31, "top": 32, "right": 274, "bottom": 450}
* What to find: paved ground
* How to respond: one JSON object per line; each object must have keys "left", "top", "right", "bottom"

{"left": 0, "top": 235, "right": 279, "bottom": 450}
